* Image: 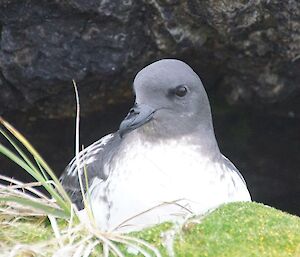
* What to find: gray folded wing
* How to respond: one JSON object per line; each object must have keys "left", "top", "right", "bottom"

{"left": 221, "top": 154, "right": 247, "bottom": 186}
{"left": 60, "top": 133, "right": 121, "bottom": 208}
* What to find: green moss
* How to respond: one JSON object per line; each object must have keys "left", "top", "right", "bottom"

{"left": 1, "top": 202, "right": 300, "bottom": 257}
{"left": 174, "top": 202, "right": 300, "bottom": 257}
{"left": 0, "top": 218, "right": 53, "bottom": 246}
{"left": 127, "top": 222, "right": 174, "bottom": 256}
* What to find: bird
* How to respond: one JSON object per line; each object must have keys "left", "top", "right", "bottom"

{"left": 60, "top": 59, "right": 251, "bottom": 232}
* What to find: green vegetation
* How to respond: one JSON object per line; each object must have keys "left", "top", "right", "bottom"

{"left": 1, "top": 202, "right": 300, "bottom": 256}
{"left": 175, "top": 202, "right": 300, "bottom": 257}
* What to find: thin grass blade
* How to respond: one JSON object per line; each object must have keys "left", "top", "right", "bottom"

{"left": 0, "top": 117, "right": 71, "bottom": 204}
{"left": 0, "top": 143, "right": 71, "bottom": 216}
{"left": 0, "top": 196, "right": 68, "bottom": 218}
{"left": 0, "top": 127, "right": 38, "bottom": 174}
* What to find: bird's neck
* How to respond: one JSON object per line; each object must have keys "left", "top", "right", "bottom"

{"left": 124, "top": 124, "right": 221, "bottom": 161}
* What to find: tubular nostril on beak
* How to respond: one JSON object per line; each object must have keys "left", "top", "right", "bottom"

{"left": 119, "top": 103, "right": 155, "bottom": 137}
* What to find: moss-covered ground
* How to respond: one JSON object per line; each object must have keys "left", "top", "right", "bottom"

{"left": 174, "top": 202, "right": 300, "bottom": 257}
{"left": 1, "top": 202, "right": 300, "bottom": 256}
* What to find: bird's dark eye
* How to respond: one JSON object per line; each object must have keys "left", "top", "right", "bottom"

{"left": 175, "top": 85, "right": 188, "bottom": 97}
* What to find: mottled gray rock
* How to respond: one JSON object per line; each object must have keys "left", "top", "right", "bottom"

{"left": 0, "top": 0, "right": 149, "bottom": 117}
{"left": 0, "top": 0, "right": 299, "bottom": 117}
{"left": 201, "top": 0, "right": 300, "bottom": 104}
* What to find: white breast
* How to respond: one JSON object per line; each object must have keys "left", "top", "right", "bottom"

{"left": 89, "top": 137, "right": 251, "bottom": 231}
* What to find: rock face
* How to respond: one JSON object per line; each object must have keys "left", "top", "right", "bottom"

{"left": 1, "top": 0, "right": 299, "bottom": 117}
{"left": 0, "top": 1, "right": 299, "bottom": 215}
{"left": 0, "top": 0, "right": 148, "bottom": 117}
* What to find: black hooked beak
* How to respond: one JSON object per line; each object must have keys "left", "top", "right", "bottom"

{"left": 119, "top": 103, "right": 155, "bottom": 138}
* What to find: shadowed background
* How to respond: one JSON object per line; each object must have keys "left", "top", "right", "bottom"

{"left": 0, "top": 0, "right": 299, "bottom": 215}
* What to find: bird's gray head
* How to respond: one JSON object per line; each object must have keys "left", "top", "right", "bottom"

{"left": 119, "top": 59, "right": 216, "bottom": 145}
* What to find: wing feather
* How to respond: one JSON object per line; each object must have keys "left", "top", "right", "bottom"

{"left": 60, "top": 133, "right": 121, "bottom": 208}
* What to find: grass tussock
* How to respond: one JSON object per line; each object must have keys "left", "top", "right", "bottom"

{"left": 0, "top": 81, "right": 162, "bottom": 257}
{"left": 1, "top": 201, "right": 300, "bottom": 257}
